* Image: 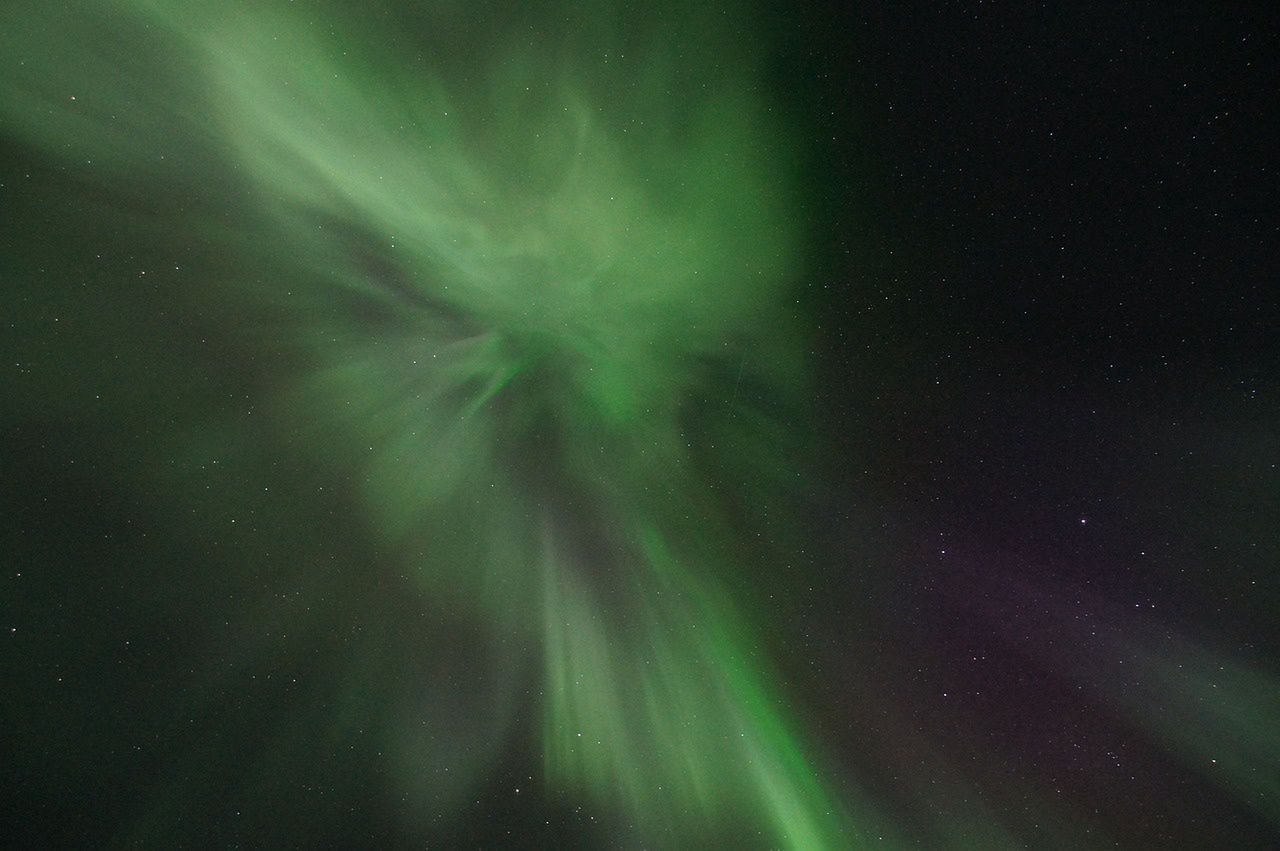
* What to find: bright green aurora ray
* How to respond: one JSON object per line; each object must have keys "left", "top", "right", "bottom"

{"left": 2, "top": 0, "right": 867, "bottom": 846}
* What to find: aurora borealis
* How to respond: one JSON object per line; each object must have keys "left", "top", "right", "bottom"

{"left": 3, "top": 1, "right": 1279, "bottom": 848}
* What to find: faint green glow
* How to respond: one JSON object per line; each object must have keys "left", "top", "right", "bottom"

{"left": 1055, "top": 600, "right": 1280, "bottom": 832}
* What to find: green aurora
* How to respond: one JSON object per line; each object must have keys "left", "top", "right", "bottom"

{"left": 2, "top": 0, "right": 859, "bottom": 846}
{"left": 5, "top": 2, "right": 1277, "bottom": 849}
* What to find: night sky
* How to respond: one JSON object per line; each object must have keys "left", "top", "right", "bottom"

{"left": 3, "top": 2, "right": 1278, "bottom": 849}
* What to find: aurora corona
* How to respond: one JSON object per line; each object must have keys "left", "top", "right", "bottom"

{"left": 1, "top": 0, "right": 857, "bottom": 846}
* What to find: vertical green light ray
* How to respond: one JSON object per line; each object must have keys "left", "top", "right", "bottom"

{"left": 540, "top": 526, "right": 857, "bottom": 848}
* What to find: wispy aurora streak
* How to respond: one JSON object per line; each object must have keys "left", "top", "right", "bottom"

{"left": 1, "top": 0, "right": 858, "bottom": 845}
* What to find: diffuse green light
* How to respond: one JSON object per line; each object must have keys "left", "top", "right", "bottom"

{"left": 1, "top": 0, "right": 857, "bottom": 845}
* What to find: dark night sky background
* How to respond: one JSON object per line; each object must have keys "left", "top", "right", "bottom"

{"left": 4, "top": 1, "right": 1278, "bottom": 848}
{"left": 791, "top": 2, "right": 1278, "bottom": 847}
